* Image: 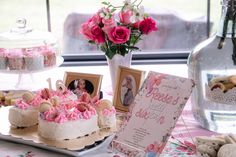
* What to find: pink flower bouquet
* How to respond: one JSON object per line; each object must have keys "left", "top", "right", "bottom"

{"left": 80, "top": 0, "right": 158, "bottom": 59}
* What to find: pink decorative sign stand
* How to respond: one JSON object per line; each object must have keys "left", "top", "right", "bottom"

{"left": 112, "top": 71, "right": 194, "bottom": 157}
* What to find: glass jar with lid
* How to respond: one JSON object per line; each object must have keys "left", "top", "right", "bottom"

{"left": 188, "top": 0, "right": 236, "bottom": 133}
{"left": 0, "top": 18, "right": 61, "bottom": 72}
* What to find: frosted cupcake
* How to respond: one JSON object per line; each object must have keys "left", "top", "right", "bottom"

{"left": 24, "top": 49, "right": 44, "bottom": 71}
{"left": 40, "top": 46, "right": 56, "bottom": 67}
{"left": 0, "top": 48, "right": 8, "bottom": 70}
{"left": 7, "top": 49, "right": 25, "bottom": 70}
{"left": 94, "top": 99, "right": 116, "bottom": 129}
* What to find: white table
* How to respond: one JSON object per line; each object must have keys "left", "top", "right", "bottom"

{"left": 0, "top": 64, "right": 198, "bottom": 157}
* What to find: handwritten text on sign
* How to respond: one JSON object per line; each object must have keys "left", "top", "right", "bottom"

{"left": 113, "top": 71, "right": 194, "bottom": 157}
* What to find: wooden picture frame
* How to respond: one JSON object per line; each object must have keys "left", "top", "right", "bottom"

{"left": 63, "top": 72, "right": 103, "bottom": 98}
{"left": 113, "top": 66, "right": 146, "bottom": 112}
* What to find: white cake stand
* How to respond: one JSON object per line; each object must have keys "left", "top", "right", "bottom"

{"left": 0, "top": 56, "right": 64, "bottom": 91}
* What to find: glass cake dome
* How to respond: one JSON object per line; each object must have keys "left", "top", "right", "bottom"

{"left": 0, "top": 18, "right": 57, "bottom": 49}
{"left": 0, "top": 18, "right": 63, "bottom": 91}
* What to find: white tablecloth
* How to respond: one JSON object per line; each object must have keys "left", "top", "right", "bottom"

{"left": 0, "top": 64, "right": 204, "bottom": 157}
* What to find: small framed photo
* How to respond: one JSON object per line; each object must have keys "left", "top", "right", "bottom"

{"left": 113, "top": 66, "right": 146, "bottom": 112}
{"left": 63, "top": 72, "right": 103, "bottom": 98}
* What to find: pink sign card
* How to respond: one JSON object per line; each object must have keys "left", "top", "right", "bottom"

{"left": 112, "top": 71, "right": 194, "bottom": 157}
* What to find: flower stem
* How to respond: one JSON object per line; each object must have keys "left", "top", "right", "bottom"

{"left": 133, "top": 34, "right": 141, "bottom": 46}
{"left": 137, "top": 0, "right": 143, "bottom": 7}
{"left": 132, "top": 0, "right": 138, "bottom": 5}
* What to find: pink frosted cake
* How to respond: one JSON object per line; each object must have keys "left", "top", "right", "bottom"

{"left": 8, "top": 88, "right": 77, "bottom": 128}
{"left": 24, "top": 49, "right": 44, "bottom": 71}
{"left": 40, "top": 46, "right": 56, "bottom": 67}
{"left": 0, "top": 45, "right": 57, "bottom": 71}
{"left": 8, "top": 91, "right": 43, "bottom": 127}
{"left": 8, "top": 89, "right": 116, "bottom": 141}
{"left": 0, "top": 48, "right": 7, "bottom": 70}
{"left": 38, "top": 101, "right": 99, "bottom": 140}
{"left": 7, "top": 49, "right": 25, "bottom": 70}
{"left": 79, "top": 93, "right": 117, "bottom": 129}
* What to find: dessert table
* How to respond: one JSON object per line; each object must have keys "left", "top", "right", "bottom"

{"left": 0, "top": 64, "right": 217, "bottom": 157}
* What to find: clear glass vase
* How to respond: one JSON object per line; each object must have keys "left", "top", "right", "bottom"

{"left": 188, "top": 0, "right": 236, "bottom": 133}
{"left": 106, "top": 52, "right": 132, "bottom": 93}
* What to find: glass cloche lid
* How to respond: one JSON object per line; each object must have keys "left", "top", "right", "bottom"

{"left": 0, "top": 18, "right": 57, "bottom": 49}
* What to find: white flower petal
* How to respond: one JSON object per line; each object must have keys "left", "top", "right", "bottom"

{"left": 123, "top": 5, "right": 133, "bottom": 12}
{"left": 139, "top": 6, "right": 145, "bottom": 14}
{"left": 130, "top": 15, "right": 136, "bottom": 23}
{"left": 138, "top": 16, "right": 143, "bottom": 21}
{"left": 104, "top": 15, "right": 110, "bottom": 20}
{"left": 99, "top": 12, "right": 105, "bottom": 18}
{"left": 123, "top": 0, "right": 131, "bottom": 4}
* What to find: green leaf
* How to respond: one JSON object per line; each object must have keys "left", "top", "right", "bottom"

{"left": 126, "top": 46, "right": 139, "bottom": 50}
{"left": 105, "top": 49, "right": 116, "bottom": 59}
{"left": 111, "top": 8, "right": 116, "bottom": 13}
{"left": 100, "top": 45, "right": 106, "bottom": 52}
{"left": 121, "top": 5, "right": 125, "bottom": 11}
{"left": 102, "top": 1, "right": 108, "bottom": 5}
{"left": 88, "top": 40, "right": 95, "bottom": 44}
{"left": 118, "top": 45, "right": 129, "bottom": 56}
{"left": 144, "top": 13, "right": 149, "bottom": 18}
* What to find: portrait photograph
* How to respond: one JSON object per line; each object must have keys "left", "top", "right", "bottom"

{"left": 63, "top": 71, "right": 103, "bottom": 98}
{"left": 113, "top": 66, "right": 146, "bottom": 112}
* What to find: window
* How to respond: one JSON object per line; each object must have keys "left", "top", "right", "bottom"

{"left": 0, "top": 0, "right": 47, "bottom": 32}
{"left": 0, "top": 0, "right": 221, "bottom": 65}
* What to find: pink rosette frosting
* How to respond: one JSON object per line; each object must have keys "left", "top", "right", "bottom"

{"left": 89, "top": 107, "right": 97, "bottom": 115}
{"left": 51, "top": 89, "right": 75, "bottom": 101}
{"left": 15, "top": 99, "right": 30, "bottom": 109}
{"left": 54, "top": 113, "right": 67, "bottom": 123}
{"left": 39, "top": 46, "right": 55, "bottom": 55}
{"left": 24, "top": 49, "right": 41, "bottom": 58}
{"left": 82, "top": 110, "right": 92, "bottom": 120}
{"left": 7, "top": 49, "right": 23, "bottom": 58}
{"left": 60, "top": 100, "right": 77, "bottom": 110}
{"left": 102, "top": 106, "right": 116, "bottom": 116}
{"left": 66, "top": 111, "right": 79, "bottom": 121}
{"left": 29, "top": 94, "right": 44, "bottom": 107}
{"left": 0, "top": 48, "right": 7, "bottom": 57}
{"left": 40, "top": 92, "right": 98, "bottom": 123}
{"left": 44, "top": 109, "right": 57, "bottom": 122}
{"left": 102, "top": 109, "right": 110, "bottom": 116}
{"left": 78, "top": 92, "right": 91, "bottom": 103}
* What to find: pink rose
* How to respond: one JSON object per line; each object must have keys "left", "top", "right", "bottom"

{"left": 80, "top": 22, "right": 105, "bottom": 44}
{"left": 102, "top": 17, "right": 115, "bottom": 26}
{"left": 107, "top": 26, "right": 131, "bottom": 44}
{"left": 90, "top": 25, "right": 105, "bottom": 44}
{"left": 137, "top": 17, "right": 158, "bottom": 34}
{"left": 80, "top": 22, "right": 92, "bottom": 39}
{"left": 102, "top": 16, "right": 116, "bottom": 33}
{"left": 90, "top": 14, "right": 102, "bottom": 25}
{"left": 119, "top": 10, "right": 133, "bottom": 25}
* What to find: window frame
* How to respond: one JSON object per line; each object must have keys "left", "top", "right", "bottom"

{"left": 62, "top": 50, "right": 189, "bottom": 66}
{"left": 45, "top": 0, "right": 210, "bottom": 66}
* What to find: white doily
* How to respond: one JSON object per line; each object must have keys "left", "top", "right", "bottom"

{"left": 205, "top": 84, "right": 236, "bottom": 105}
